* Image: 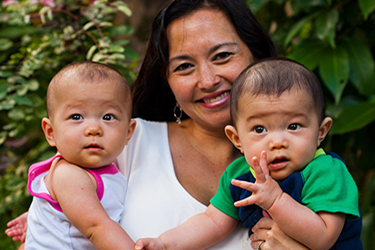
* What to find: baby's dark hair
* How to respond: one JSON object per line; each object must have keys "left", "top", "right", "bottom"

{"left": 46, "top": 61, "right": 131, "bottom": 117}
{"left": 230, "top": 58, "right": 325, "bottom": 126}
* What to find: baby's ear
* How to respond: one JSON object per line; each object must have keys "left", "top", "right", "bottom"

{"left": 42, "top": 118, "right": 56, "bottom": 147}
{"left": 125, "top": 119, "right": 136, "bottom": 145}
{"left": 225, "top": 125, "right": 243, "bottom": 153}
{"left": 317, "top": 117, "right": 333, "bottom": 146}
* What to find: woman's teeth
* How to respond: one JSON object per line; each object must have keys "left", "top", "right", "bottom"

{"left": 203, "top": 92, "right": 229, "bottom": 103}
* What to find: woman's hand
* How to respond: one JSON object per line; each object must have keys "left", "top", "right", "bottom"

{"left": 251, "top": 215, "right": 310, "bottom": 250}
{"left": 5, "top": 211, "right": 28, "bottom": 243}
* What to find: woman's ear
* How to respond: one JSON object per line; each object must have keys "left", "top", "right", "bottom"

{"left": 125, "top": 119, "right": 137, "bottom": 145}
{"left": 42, "top": 118, "right": 56, "bottom": 147}
{"left": 225, "top": 125, "right": 243, "bottom": 153}
{"left": 317, "top": 117, "right": 333, "bottom": 146}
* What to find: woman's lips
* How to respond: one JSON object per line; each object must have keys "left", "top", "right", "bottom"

{"left": 197, "top": 91, "right": 230, "bottom": 108}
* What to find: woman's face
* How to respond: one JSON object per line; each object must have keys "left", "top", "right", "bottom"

{"left": 166, "top": 9, "right": 253, "bottom": 130}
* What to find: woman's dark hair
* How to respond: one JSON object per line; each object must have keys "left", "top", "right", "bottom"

{"left": 131, "top": 0, "right": 278, "bottom": 121}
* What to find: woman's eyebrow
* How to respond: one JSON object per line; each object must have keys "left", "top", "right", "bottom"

{"left": 209, "top": 42, "right": 238, "bottom": 54}
{"left": 168, "top": 42, "right": 239, "bottom": 64}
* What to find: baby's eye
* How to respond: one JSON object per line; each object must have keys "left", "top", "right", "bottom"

{"left": 70, "top": 114, "right": 83, "bottom": 120}
{"left": 288, "top": 123, "right": 301, "bottom": 130}
{"left": 103, "top": 114, "right": 115, "bottom": 121}
{"left": 253, "top": 126, "right": 267, "bottom": 134}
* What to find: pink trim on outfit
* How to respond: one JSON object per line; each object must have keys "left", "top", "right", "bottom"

{"left": 27, "top": 154, "right": 119, "bottom": 212}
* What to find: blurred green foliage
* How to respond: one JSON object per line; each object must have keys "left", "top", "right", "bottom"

{"left": 0, "top": 0, "right": 138, "bottom": 249}
{"left": 248, "top": 0, "right": 375, "bottom": 248}
{"left": 0, "top": 0, "right": 374, "bottom": 249}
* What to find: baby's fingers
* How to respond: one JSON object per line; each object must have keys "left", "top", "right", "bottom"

{"left": 233, "top": 196, "right": 256, "bottom": 207}
{"left": 231, "top": 179, "right": 256, "bottom": 192}
{"left": 259, "top": 151, "right": 270, "bottom": 178}
{"left": 135, "top": 238, "right": 165, "bottom": 250}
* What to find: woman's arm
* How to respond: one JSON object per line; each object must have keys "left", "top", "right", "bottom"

{"left": 135, "top": 204, "right": 238, "bottom": 250}
{"left": 51, "top": 161, "right": 134, "bottom": 250}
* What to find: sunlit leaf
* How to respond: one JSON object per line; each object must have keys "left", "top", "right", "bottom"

{"left": 83, "top": 21, "right": 95, "bottom": 31}
{"left": 86, "top": 45, "right": 97, "bottom": 60}
{"left": 319, "top": 46, "right": 349, "bottom": 104}
{"left": 315, "top": 9, "right": 338, "bottom": 48}
{"left": 0, "top": 38, "right": 13, "bottom": 51}
{"left": 8, "top": 108, "right": 25, "bottom": 121}
{"left": 113, "top": 1, "right": 132, "bottom": 16}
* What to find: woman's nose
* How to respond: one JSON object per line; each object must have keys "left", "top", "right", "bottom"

{"left": 197, "top": 64, "right": 220, "bottom": 90}
{"left": 84, "top": 122, "right": 103, "bottom": 136}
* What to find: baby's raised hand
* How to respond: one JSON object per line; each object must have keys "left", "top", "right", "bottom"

{"left": 135, "top": 238, "right": 166, "bottom": 250}
{"left": 231, "top": 151, "right": 283, "bottom": 211}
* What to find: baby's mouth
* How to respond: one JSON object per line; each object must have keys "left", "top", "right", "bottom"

{"left": 269, "top": 156, "right": 289, "bottom": 171}
{"left": 85, "top": 144, "right": 102, "bottom": 150}
{"left": 271, "top": 157, "right": 288, "bottom": 164}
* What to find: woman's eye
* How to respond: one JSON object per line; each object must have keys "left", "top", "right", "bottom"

{"left": 103, "top": 114, "right": 115, "bottom": 121}
{"left": 253, "top": 126, "right": 267, "bottom": 134}
{"left": 70, "top": 114, "right": 82, "bottom": 120}
{"left": 213, "top": 52, "right": 233, "bottom": 61}
{"left": 174, "top": 63, "right": 193, "bottom": 72}
{"left": 288, "top": 123, "right": 301, "bottom": 130}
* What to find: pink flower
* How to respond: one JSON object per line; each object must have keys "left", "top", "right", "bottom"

{"left": 43, "top": 0, "right": 55, "bottom": 7}
{"left": 2, "top": 0, "right": 18, "bottom": 6}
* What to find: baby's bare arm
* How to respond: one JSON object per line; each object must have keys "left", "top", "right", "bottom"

{"left": 135, "top": 205, "right": 238, "bottom": 250}
{"left": 52, "top": 161, "right": 134, "bottom": 249}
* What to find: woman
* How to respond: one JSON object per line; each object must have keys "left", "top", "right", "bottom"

{"left": 7, "top": 0, "right": 309, "bottom": 249}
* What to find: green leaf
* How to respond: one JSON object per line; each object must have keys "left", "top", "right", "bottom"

{"left": 8, "top": 108, "right": 25, "bottom": 121}
{"left": 124, "top": 48, "right": 140, "bottom": 61}
{"left": 0, "top": 98, "right": 16, "bottom": 110}
{"left": 0, "top": 131, "right": 7, "bottom": 145}
{"left": 319, "top": 46, "right": 349, "bottom": 104}
{"left": 315, "top": 9, "right": 338, "bottom": 48}
{"left": 108, "top": 45, "right": 124, "bottom": 53}
{"left": 245, "top": 0, "right": 271, "bottom": 13}
{"left": 113, "top": 1, "right": 132, "bottom": 17}
{"left": 0, "top": 71, "right": 12, "bottom": 78}
{"left": 330, "top": 101, "right": 375, "bottom": 134}
{"left": 0, "top": 26, "right": 40, "bottom": 39}
{"left": 0, "top": 38, "right": 13, "bottom": 51}
{"left": 284, "top": 11, "right": 319, "bottom": 47}
{"left": 342, "top": 38, "right": 375, "bottom": 96}
{"left": 0, "top": 80, "right": 10, "bottom": 100}
{"left": 11, "top": 95, "right": 34, "bottom": 106}
{"left": 110, "top": 25, "right": 134, "bottom": 37}
{"left": 86, "top": 45, "right": 97, "bottom": 60}
{"left": 359, "top": 0, "right": 375, "bottom": 19}
{"left": 288, "top": 40, "right": 328, "bottom": 70}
